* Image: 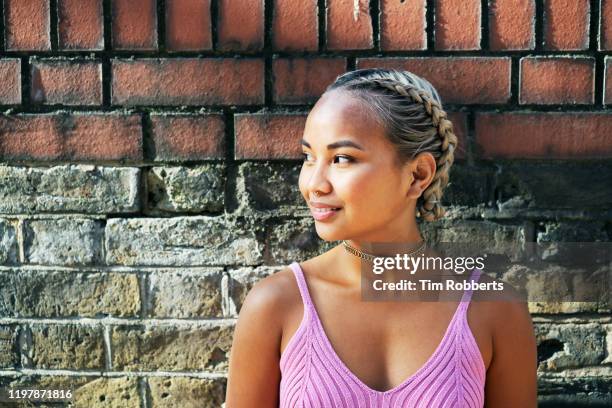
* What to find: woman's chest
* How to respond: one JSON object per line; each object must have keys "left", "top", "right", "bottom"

{"left": 281, "top": 296, "right": 493, "bottom": 392}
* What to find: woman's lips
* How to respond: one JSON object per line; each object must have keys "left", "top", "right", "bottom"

{"left": 310, "top": 207, "right": 342, "bottom": 221}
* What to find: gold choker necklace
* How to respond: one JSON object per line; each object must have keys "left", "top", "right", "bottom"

{"left": 342, "top": 240, "right": 426, "bottom": 262}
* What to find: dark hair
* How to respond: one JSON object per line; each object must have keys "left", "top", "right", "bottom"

{"left": 324, "top": 68, "right": 458, "bottom": 222}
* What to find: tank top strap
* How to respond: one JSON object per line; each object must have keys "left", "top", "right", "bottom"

{"left": 459, "top": 267, "right": 484, "bottom": 304}
{"left": 288, "top": 262, "right": 315, "bottom": 314}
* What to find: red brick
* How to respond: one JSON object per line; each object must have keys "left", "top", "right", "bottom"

{"left": 0, "top": 114, "right": 142, "bottom": 161}
{"left": 111, "top": 58, "right": 264, "bottom": 106}
{"left": 31, "top": 60, "right": 102, "bottom": 106}
{"left": 475, "top": 112, "right": 612, "bottom": 159}
{"left": 273, "top": 58, "right": 346, "bottom": 104}
{"left": 602, "top": 0, "right": 612, "bottom": 50}
{"left": 358, "top": 57, "right": 511, "bottom": 104}
{"left": 5, "top": 0, "right": 50, "bottom": 51}
{"left": 0, "top": 59, "right": 21, "bottom": 104}
{"left": 217, "top": 0, "right": 264, "bottom": 51}
{"left": 605, "top": 57, "right": 612, "bottom": 104}
{"left": 380, "top": 0, "right": 426, "bottom": 50}
{"left": 272, "top": 0, "right": 318, "bottom": 51}
{"left": 327, "top": 0, "right": 373, "bottom": 50}
{"left": 166, "top": 0, "right": 212, "bottom": 51}
{"left": 489, "top": 0, "right": 535, "bottom": 50}
{"left": 543, "top": 0, "right": 590, "bottom": 50}
{"left": 235, "top": 114, "right": 307, "bottom": 159}
{"left": 435, "top": 0, "right": 481, "bottom": 50}
{"left": 151, "top": 114, "right": 225, "bottom": 160}
{"left": 520, "top": 57, "right": 594, "bottom": 105}
{"left": 112, "top": 0, "right": 157, "bottom": 50}
{"left": 58, "top": 0, "right": 104, "bottom": 50}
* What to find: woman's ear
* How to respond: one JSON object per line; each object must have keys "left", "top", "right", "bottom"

{"left": 405, "top": 152, "right": 437, "bottom": 200}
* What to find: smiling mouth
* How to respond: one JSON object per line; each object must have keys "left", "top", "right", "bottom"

{"left": 311, "top": 207, "right": 341, "bottom": 212}
{"left": 310, "top": 206, "right": 342, "bottom": 221}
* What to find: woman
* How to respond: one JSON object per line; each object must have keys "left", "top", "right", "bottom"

{"left": 225, "top": 69, "right": 538, "bottom": 407}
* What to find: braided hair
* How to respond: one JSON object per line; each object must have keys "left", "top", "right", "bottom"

{"left": 325, "top": 68, "right": 458, "bottom": 222}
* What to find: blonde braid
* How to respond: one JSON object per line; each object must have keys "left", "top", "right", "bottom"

{"left": 334, "top": 75, "right": 458, "bottom": 222}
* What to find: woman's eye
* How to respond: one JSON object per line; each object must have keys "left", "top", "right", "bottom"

{"left": 301, "top": 153, "right": 354, "bottom": 164}
{"left": 334, "top": 155, "right": 353, "bottom": 164}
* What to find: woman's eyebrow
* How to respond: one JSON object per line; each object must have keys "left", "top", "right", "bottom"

{"left": 301, "top": 139, "right": 365, "bottom": 151}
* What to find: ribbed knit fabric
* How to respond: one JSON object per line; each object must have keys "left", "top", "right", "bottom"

{"left": 279, "top": 261, "right": 486, "bottom": 407}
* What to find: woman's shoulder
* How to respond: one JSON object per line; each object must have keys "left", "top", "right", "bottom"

{"left": 472, "top": 272, "right": 538, "bottom": 404}
{"left": 238, "top": 265, "right": 304, "bottom": 330}
{"left": 471, "top": 271, "right": 534, "bottom": 341}
{"left": 465, "top": 270, "right": 534, "bottom": 372}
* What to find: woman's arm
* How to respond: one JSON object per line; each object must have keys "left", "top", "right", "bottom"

{"left": 484, "top": 299, "right": 538, "bottom": 407}
{"left": 225, "top": 273, "right": 288, "bottom": 407}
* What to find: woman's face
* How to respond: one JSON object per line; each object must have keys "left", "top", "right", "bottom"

{"left": 299, "top": 90, "right": 424, "bottom": 242}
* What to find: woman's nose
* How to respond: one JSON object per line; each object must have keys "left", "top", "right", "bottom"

{"left": 306, "top": 162, "right": 332, "bottom": 195}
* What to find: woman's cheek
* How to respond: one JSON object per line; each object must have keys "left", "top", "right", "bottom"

{"left": 341, "top": 183, "right": 372, "bottom": 218}
{"left": 297, "top": 171, "right": 310, "bottom": 199}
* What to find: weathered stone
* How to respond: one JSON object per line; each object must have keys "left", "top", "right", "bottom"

{"left": 111, "top": 324, "right": 233, "bottom": 372}
{"left": 441, "top": 164, "right": 493, "bottom": 207}
{"left": 528, "top": 302, "right": 609, "bottom": 314}
{"left": 226, "top": 266, "right": 278, "bottom": 316}
{"left": 501, "top": 263, "right": 610, "bottom": 308}
{"left": 149, "top": 269, "right": 224, "bottom": 318}
{"left": 0, "top": 269, "right": 140, "bottom": 317}
{"left": 105, "top": 217, "right": 262, "bottom": 266}
{"left": 0, "top": 272, "right": 16, "bottom": 316}
{"left": 147, "top": 165, "right": 225, "bottom": 213}
{"left": 492, "top": 161, "right": 612, "bottom": 210}
{"left": 538, "top": 374, "right": 612, "bottom": 406}
{"left": 537, "top": 221, "right": 609, "bottom": 242}
{"left": 0, "top": 218, "right": 18, "bottom": 265}
{"left": 23, "top": 218, "right": 103, "bottom": 266}
{"left": 72, "top": 376, "right": 140, "bottom": 407}
{"left": 148, "top": 376, "right": 226, "bottom": 408}
{"left": 603, "top": 323, "right": 612, "bottom": 365}
{"left": 237, "top": 162, "right": 302, "bottom": 211}
{"left": 0, "top": 325, "right": 18, "bottom": 368}
{"left": 29, "top": 324, "right": 106, "bottom": 369}
{"left": 531, "top": 225, "right": 610, "bottom": 280}
{"left": 0, "top": 375, "right": 140, "bottom": 407}
{"left": 428, "top": 219, "right": 526, "bottom": 265}
{"left": 0, "top": 165, "right": 140, "bottom": 214}
{"left": 434, "top": 219, "right": 524, "bottom": 247}
{"left": 535, "top": 322, "right": 606, "bottom": 371}
{"left": 267, "top": 217, "right": 336, "bottom": 264}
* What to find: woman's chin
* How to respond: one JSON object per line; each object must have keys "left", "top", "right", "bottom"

{"left": 313, "top": 224, "right": 339, "bottom": 238}
{"left": 314, "top": 226, "right": 351, "bottom": 242}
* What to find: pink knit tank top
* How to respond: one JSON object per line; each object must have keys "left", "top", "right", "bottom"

{"left": 279, "top": 261, "right": 486, "bottom": 407}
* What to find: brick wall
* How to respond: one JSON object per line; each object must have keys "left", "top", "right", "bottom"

{"left": 0, "top": 0, "right": 610, "bottom": 407}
